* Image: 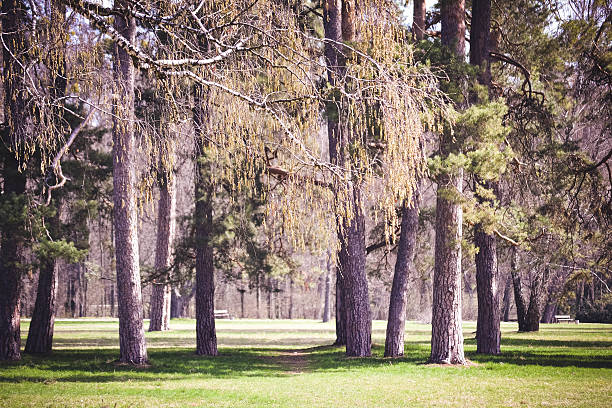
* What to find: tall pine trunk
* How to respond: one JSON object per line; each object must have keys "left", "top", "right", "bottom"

{"left": 413, "top": 0, "right": 427, "bottom": 41}
{"left": 324, "top": 0, "right": 371, "bottom": 357}
{"left": 193, "top": 84, "right": 218, "bottom": 356}
{"left": 470, "top": 0, "right": 500, "bottom": 355}
{"left": 430, "top": 0, "right": 467, "bottom": 365}
{"left": 149, "top": 166, "right": 176, "bottom": 332}
{"left": 385, "top": 190, "right": 420, "bottom": 357}
{"left": 0, "top": 0, "right": 29, "bottom": 361}
{"left": 112, "top": 1, "right": 148, "bottom": 364}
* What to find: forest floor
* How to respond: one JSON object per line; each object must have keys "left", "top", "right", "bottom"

{"left": 1, "top": 319, "right": 611, "bottom": 407}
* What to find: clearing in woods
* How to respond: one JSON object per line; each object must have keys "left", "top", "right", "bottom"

{"left": 1, "top": 319, "right": 611, "bottom": 407}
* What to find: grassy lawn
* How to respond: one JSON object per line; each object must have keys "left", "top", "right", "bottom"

{"left": 1, "top": 319, "right": 610, "bottom": 407}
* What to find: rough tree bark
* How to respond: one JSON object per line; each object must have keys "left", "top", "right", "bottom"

{"left": 25, "top": 1, "right": 67, "bottom": 354}
{"left": 193, "top": 84, "right": 218, "bottom": 356}
{"left": 0, "top": 0, "right": 29, "bottom": 361}
{"left": 324, "top": 0, "right": 371, "bottom": 357}
{"left": 413, "top": 0, "right": 427, "bottom": 41}
{"left": 510, "top": 247, "right": 528, "bottom": 331}
{"left": 149, "top": 166, "right": 176, "bottom": 332}
{"left": 385, "top": 190, "right": 420, "bottom": 357}
{"left": 470, "top": 0, "right": 500, "bottom": 355}
{"left": 112, "top": 1, "right": 148, "bottom": 364}
{"left": 474, "top": 222, "right": 500, "bottom": 354}
{"left": 429, "top": 0, "right": 467, "bottom": 365}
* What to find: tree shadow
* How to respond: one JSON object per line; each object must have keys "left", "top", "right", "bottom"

{"left": 0, "top": 348, "right": 296, "bottom": 384}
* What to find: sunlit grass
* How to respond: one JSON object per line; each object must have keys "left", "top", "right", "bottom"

{"left": 1, "top": 319, "right": 610, "bottom": 407}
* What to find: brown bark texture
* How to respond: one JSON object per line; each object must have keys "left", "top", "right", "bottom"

{"left": 385, "top": 190, "right": 420, "bottom": 357}
{"left": 471, "top": 0, "right": 501, "bottom": 355}
{"left": 474, "top": 222, "right": 500, "bottom": 354}
{"left": 112, "top": 3, "right": 148, "bottom": 365}
{"left": 430, "top": 0, "right": 467, "bottom": 365}
{"left": 193, "top": 85, "right": 218, "bottom": 356}
{"left": 324, "top": 0, "right": 372, "bottom": 357}
{"left": 149, "top": 171, "right": 176, "bottom": 332}
{"left": 413, "top": 0, "right": 427, "bottom": 41}
{"left": 430, "top": 171, "right": 466, "bottom": 364}
{"left": 25, "top": 259, "right": 58, "bottom": 354}
{"left": 0, "top": 0, "right": 29, "bottom": 361}
{"left": 510, "top": 247, "right": 528, "bottom": 330}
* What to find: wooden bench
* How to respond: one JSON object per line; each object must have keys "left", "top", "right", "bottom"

{"left": 214, "top": 309, "right": 232, "bottom": 319}
{"left": 554, "top": 315, "right": 573, "bottom": 323}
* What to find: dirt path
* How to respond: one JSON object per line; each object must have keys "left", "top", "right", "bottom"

{"left": 267, "top": 349, "right": 310, "bottom": 374}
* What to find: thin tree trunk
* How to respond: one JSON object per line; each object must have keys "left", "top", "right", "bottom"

{"left": 334, "top": 267, "right": 347, "bottom": 345}
{"left": 193, "top": 84, "right": 218, "bottom": 356}
{"left": 510, "top": 247, "right": 528, "bottom": 331}
{"left": 413, "top": 0, "right": 427, "bottom": 41}
{"left": 256, "top": 275, "right": 261, "bottom": 319}
{"left": 323, "top": 251, "right": 332, "bottom": 323}
{"left": 501, "top": 272, "right": 512, "bottom": 322}
{"left": 289, "top": 278, "right": 294, "bottom": 319}
{"left": 385, "top": 190, "right": 420, "bottom": 357}
{"left": 112, "top": 1, "right": 147, "bottom": 365}
{"left": 430, "top": 0, "right": 467, "bottom": 366}
{"left": 149, "top": 165, "right": 176, "bottom": 332}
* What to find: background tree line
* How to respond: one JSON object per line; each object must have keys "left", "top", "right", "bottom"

{"left": 0, "top": 0, "right": 609, "bottom": 365}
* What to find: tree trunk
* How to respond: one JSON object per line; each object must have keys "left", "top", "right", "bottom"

{"left": 470, "top": 0, "right": 500, "bottom": 355}
{"left": 413, "top": 0, "right": 427, "bottom": 41}
{"left": 323, "top": 251, "right": 332, "bottom": 323}
{"left": 430, "top": 0, "right": 466, "bottom": 365}
{"left": 0, "top": 0, "right": 30, "bottom": 361}
{"left": 510, "top": 246, "right": 528, "bottom": 331}
{"left": 193, "top": 84, "right": 218, "bottom": 356}
{"left": 26, "top": 202, "right": 61, "bottom": 354}
{"left": 289, "top": 278, "right": 294, "bottom": 319}
{"left": 25, "top": 259, "right": 58, "bottom": 354}
{"left": 324, "top": 0, "right": 371, "bottom": 357}
{"left": 474, "top": 223, "right": 500, "bottom": 354}
{"left": 501, "top": 272, "right": 512, "bottom": 322}
{"left": 256, "top": 276, "right": 261, "bottom": 319}
{"left": 523, "top": 269, "right": 549, "bottom": 331}
{"left": 541, "top": 301, "right": 557, "bottom": 324}
{"left": 430, "top": 171, "right": 465, "bottom": 364}
{"left": 149, "top": 166, "right": 176, "bottom": 332}
{"left": 112, "top": 2, "right": 148, "bottom": 365}
{"left": 334, "top": 267, "right": 347, "bottom": 345}
{"left": 385, "top": 191, "right": 420, "bottom": 357}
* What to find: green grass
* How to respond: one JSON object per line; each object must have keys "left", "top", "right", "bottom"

{"left": 1, "top": 320, "right": 610, "bottom": 407}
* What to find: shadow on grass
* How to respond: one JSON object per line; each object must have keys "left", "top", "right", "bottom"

{"left": 0, "top": 348, "right": 295, "bottom": 384}
{"left": 465, "top": 337, "right": 612, "bottom": 349}
{"left": 2, "top": 335, "right": 610, "bottom": 385}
